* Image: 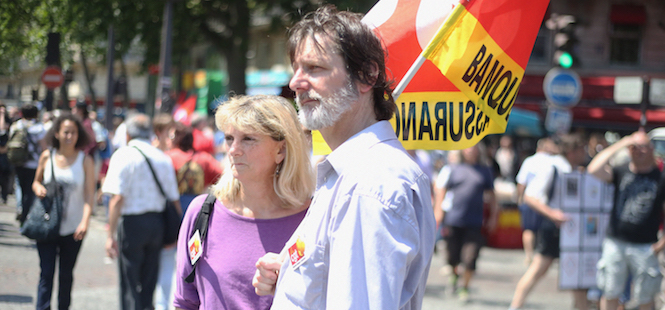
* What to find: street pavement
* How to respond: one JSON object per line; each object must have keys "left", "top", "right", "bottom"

{"left": 1, "top": 195, "right": 576, "bottom": 310}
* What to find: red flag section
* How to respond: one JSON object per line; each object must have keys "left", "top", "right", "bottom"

{"left": 364, "top": 0, "right": 458, "bottom": 93}
{"left": 173, "top": 94, "right": 198, "bottom": 125}
{"left": 363, "top": 0, "right": 549, "bottom": 151}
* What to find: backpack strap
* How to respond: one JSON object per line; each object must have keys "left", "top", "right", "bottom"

{"left": 24, "top": 127, "right": 36, "bottom": 146}
{"left": 547, "top": 165, "right": 559, "bottom": 203}
{"left": 184, "top": 194, "right": 217, "bottom": 283}
{"left": 18, "top": 124, "right": 38, "bottom": 161}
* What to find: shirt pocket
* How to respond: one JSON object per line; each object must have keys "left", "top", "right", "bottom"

{"left": 284, "top": 243, "right": 327, "bottom": 309}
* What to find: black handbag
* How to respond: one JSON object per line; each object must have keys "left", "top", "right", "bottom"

{"left": 133, "top": 147, "right": 181, "bottom": 245}
{"left": 20, "top": 151, "right": 62, "bottom": 242}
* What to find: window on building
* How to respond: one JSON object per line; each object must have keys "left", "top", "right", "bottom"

{"left": 608, "top": 4, "right": 645, "bottom": 66}
{"left": 609, "top": 24, "right": 641, "bottom": 65}
{"left": 6, "top": 84, "right": 13, "bottom": 99}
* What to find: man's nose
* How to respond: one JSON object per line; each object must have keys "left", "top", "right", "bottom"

{"left": 289, "top": 69, "right": 309, "bottom": 93}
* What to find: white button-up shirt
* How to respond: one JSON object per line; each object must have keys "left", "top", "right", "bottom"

{"left": 102, "top": 139, "right": 179, "bottom": 215}
{"left": 272, "top": 121, "right": 436, "bottom": 310}
{"left": 516, "top": 151, "right": 551, "bottom": 187}
{"left": 524, "top": 154, "right": 572, "bottom": 207}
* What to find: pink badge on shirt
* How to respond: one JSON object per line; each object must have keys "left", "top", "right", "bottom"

{"left": 288, "top": 236, "right": 307, "bottom": 268}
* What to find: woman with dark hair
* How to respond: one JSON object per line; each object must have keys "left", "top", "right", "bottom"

{"left": 32, "top": 114, "right": 96, "bottom": 310}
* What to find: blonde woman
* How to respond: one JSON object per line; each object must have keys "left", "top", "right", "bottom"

{"left": 174, "top": 95, "right": 314, "bottom": 310}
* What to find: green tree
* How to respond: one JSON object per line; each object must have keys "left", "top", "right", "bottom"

{"left": 0, "top": 0, "right": 75, "bottom": 75}
{"left": 180, "top": 0, "right": 378, "bottom": 96}
{"left": 1, "top": 0, "right": 378, "bottom": 100}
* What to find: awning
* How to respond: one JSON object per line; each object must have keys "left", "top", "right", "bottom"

{"left": 515, "top": 102, "right": 665, "bottom": 130}
{"left": 610, "top": 4, "right": 646, "bottom": 25}
{"left": 504, "top": 108, "right": 544, "bottom": 137}
{"left": 246, "top": 70, "right": 291, "bottom": 96}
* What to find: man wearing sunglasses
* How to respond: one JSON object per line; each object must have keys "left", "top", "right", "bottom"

{"left": 588, "top": 130, "right": 665, "bottom": 310}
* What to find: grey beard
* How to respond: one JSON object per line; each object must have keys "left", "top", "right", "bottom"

{"left": 296, "top": 80, "right": 359, "bottom": 130}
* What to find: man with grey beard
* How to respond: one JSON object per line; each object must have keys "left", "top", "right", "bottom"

{"left": 252, "top": 5, "right": 436, "bottom": 310}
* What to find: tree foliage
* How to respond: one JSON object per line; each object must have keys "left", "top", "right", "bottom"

{"left": 179, "top": 0, "right": 377, "bottom": 95}
{"left": 0, "top": 0, "right": 53, "bottom": 75}
{"left": 0, "top": 0, "right": 378, "bottom": 95}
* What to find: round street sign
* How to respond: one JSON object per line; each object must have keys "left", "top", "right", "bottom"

{"left": 543, "top": 68, "right": 582, "bottom": 108}
{"left": 545, "top": 106, "right": 573, "bottom": 134}
{"left": 41, "top": 66, "right": 64, "bottom": 89}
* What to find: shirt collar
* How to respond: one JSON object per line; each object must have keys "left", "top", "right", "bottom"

{"left": 323, "top": 120, "right": 397, "bottom": 176}
{"left": 127, "top": 138, "right": 152, "bottom": 147}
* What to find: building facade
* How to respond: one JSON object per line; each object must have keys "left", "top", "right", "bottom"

{"left": 517, "top": 0, "right": 665, "bottom": 132}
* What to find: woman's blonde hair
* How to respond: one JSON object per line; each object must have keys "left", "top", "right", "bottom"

{"left": 212, "top": 95, "right": 315, "bottom": 208}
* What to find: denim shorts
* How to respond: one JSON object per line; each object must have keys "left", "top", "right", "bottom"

{"left": 596, "top": 238, "right": 662, "bottom": 305}
{"left": 519, "top": 203, "right": 543, "bottom": 231}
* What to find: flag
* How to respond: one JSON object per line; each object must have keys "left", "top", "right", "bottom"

{"left": 422, "top": 0, "right": 548, "bottom": 130}
{"left": 363, "top": 0, "right": 459, "bottom": 93}
{"left": 173, "top": 93, "right": 198, "bottom": 125}
{"left": 310, "top": 0, "right": 549, "bottom": 154}
{"left": 365, "top": 0, "right": 549, "bottom": 150}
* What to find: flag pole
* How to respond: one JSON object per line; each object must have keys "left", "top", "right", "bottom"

{"left": 391, "top": 1, "right": 466, "bottom": 100}
{"left": 392, "top": 55, "right": 427, "bottom": 100}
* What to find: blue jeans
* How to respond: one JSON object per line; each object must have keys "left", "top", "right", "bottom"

{"left": 14, "top": 174, "right": 21, "bottom": 211}
{"left": 36, "top": 234, "right": 83, "bottom": 310}
{"left": 179, "top": 194, "right": 197, "bottom": 218}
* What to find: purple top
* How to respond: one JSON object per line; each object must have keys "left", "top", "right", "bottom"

{"left": 174, "top": 195, "right": 306, "bottom": 310}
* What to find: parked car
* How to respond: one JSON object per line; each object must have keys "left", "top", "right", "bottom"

{"left": 648, "top": 127, "right": 665, "bottom": 168}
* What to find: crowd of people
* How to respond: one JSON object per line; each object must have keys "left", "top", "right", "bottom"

{"left": 428, "top": 129, "right": 665, "bottom": 310}
{"left": 2, "top": 4, "right": 665, "bottom": 310}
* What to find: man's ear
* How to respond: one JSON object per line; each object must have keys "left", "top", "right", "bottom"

{"left": 357, "top": 61, "right": 379, "bottom": 94}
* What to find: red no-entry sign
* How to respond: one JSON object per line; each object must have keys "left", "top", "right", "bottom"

{"left": 41, "top": 66, "right": 64, "bottom": 89}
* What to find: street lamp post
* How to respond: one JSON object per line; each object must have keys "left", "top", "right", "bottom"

{"left": 105, "top": 25, "right": 115, "bottom": 132}
{"left": 153, "top": 0, "right": 175, "bottom": 116}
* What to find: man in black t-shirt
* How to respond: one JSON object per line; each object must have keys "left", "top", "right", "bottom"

{"left": 588, "top": 131, "right": 665, "bottom": 310}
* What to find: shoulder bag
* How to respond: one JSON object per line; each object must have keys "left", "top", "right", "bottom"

{"left": 133, "top": 146, "right": 181, "bottom": 245}
{"left": 21, "top": 151, "right": 62, "bottom": 242}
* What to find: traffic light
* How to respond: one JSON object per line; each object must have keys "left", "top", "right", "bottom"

{"left": 551, "top": 15, "right": 578, "bottom": 68}
{"left": 45, "top": 32, "right": 61, "bottom": 66}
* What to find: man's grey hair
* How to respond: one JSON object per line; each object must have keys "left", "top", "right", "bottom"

{"left": 126, "top": 113, "right": 152, "bottom": 140}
